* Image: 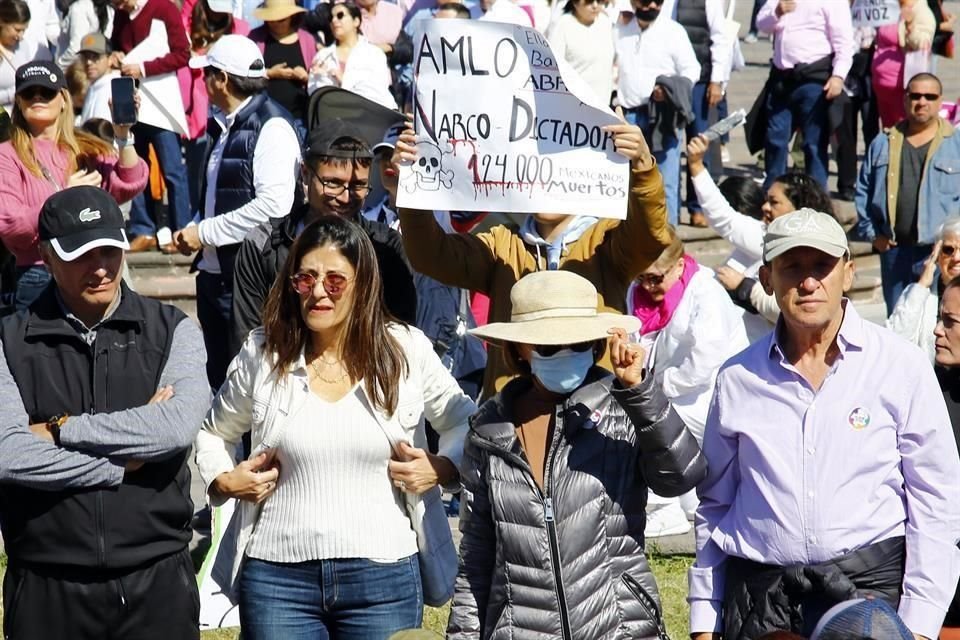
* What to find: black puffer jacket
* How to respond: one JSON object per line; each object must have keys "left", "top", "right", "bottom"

{"left": 449, "top": 368, "right": 707, "bottom": 639}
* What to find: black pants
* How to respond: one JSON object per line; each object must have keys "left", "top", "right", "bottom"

{"left": 835, "top": 52, "right": 880, "bottom": 193}
{"left": 3, "top": 549, "right": 200, "bottom": 640}
{"left": 196, "top": 270, "right": 234, "bottom": 392}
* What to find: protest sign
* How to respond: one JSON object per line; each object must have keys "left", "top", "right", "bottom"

{"left": 122, "top": 20, "right": 189, "bottom": 135}
{"left": 851, "top": 0, "right": 900, "bottom": 28}
{"left": 397, "top": 21, "right": 629, "bottom": 219}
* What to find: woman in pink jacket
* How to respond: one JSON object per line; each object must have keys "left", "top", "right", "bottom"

{"left": 0, "top": 60, "right": 147, "bottom": 309}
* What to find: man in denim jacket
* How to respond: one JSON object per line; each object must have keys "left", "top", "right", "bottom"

{"left": 855, "top": 72, "right": 960, "bottom": 315}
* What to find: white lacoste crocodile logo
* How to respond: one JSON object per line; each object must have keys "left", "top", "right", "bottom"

{"left": 78, "top": 208, "right": 101, "bottom": 222}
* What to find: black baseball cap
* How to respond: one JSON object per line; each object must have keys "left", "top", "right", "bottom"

{"left": 15, "top": 60, "right": 66, "bottom": 95}
{"left": 305, "top": 119, "right": 373, "bottom": 161}
{"left": 39, "top": 187, "right": 130, "bottom": 261}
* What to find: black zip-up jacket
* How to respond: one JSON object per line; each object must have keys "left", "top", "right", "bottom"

{"left": 0, "top": 284, "right": 196, "bottom": 570}
{"left": 449, "top": 368, "right": 707, "bottom": 639}
{"left": 230, "top": 205, "right": 417, "bottom": 354}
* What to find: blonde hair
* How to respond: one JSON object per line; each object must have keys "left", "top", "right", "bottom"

{"left": 10, "top": 88, "right": 114, "bottom": 178}
{"left": 652, "top": 223, "right": 684, "bottom": 270}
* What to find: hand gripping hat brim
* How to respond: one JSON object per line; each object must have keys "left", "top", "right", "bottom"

{"left": 469, "top": 270, "right": 640, "bottom": 345}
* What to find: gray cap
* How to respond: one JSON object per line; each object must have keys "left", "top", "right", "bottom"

{"left": 763, "top": 208, "right": 848, "bottom": 263}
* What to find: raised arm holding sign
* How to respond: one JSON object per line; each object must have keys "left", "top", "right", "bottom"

{"left": 391, "top": 21, "right": 671, "bottom": 395}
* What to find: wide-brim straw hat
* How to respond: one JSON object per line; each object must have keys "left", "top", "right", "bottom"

{"left": 469, "top": 271, "right": 640, "bottom": 345}
{"left": 254, "top": 0, "right": 305, "bottom": 22}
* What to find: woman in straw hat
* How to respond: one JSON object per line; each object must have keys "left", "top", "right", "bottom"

{"left": 448, "top": 270, "right": 707, "bottom": 639}
{"left": 248, "top": 0, "right": 316, "bottom": 126}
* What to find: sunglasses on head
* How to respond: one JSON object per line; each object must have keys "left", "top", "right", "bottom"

{"left": 19, "top": 86, "right": 58, "bottom": 101}
{"left": 290, "top": 271, "right": 351, "bottom": 295}
{"left": 941, "top": 245, "right": 960, "bottom": 257}
{"left": 533, "top": 341, "right": 594, "bottom": 358}
{"left": 909, "top": 92, "right": 940, "bottom": 101}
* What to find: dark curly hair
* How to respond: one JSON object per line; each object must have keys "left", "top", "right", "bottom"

{"left": 771, "top": 172, "right": 835, "bottom": 218}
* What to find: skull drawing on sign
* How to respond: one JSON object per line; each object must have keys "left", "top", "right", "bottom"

{"left": 405, "top": 141, "right": 455, "bottom": 193}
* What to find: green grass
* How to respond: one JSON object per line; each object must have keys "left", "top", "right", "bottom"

{"left": 0, "top": 552, "right": 693, "bottom": 638}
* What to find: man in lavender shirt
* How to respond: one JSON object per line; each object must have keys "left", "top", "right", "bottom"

{"left": 689, "top": 208, "right": 960, "bottom": 639}
{"left": 755, "top": 0, "right": 854, "bottom": 190}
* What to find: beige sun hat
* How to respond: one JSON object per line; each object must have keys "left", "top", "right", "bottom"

{"left": 469, "top": 271, "right": 640, "bottom": 345}
{"left": 253, "top": 0, "right": 306, "bottom": 22}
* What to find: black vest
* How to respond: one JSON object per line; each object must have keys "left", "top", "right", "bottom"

{"left": 199, "top": 92, "right": 301, "bottom": 284}
{"left": 675, "top": 0, "right": 712, "bottom": 83}
{"left": 0, "top": 283, "right": 193, "bottom": 571}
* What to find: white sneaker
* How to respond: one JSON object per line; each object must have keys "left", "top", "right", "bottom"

{"left": 743, "top": 32, "right": 758, "bottom": 44}
{"left": 644, "top": 501, "right": 691, "bottom": 538}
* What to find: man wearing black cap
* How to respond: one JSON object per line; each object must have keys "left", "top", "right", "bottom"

{"left": 0, "top": 186, "right": 210, "bottom": 639}
{"left": 231, "top": 119, "right": 416, "bottom": 354}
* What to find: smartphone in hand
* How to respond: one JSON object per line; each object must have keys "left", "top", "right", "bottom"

{"left": 110, "top": 77, "right": 137, "bottom": 126}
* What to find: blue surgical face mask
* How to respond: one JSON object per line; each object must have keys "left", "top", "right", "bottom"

{"left": 529, "top": 348, "right": 595, "bottom": 394}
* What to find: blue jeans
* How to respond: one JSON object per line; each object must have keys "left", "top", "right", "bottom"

{"left": 763, "top": 80, "right": 830, "bottom": 190}
{"left": 879, "top": 244, "right": 932, "bottom": 316}
{"left": 14, "top": 265, "right": 51, "bottom": 310}
{"left": 238, "top": 555, "right": 423, "bottom": 640}
{"left": 626, "top": 109, "right": 680, "bottom": 226}
{"left": 128, "top": 122, "right": 192, "bottom": 238}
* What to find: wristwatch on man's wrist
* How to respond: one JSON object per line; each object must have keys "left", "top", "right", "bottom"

{"left": 47, "top": 413, "right": 68, "bottom": 447}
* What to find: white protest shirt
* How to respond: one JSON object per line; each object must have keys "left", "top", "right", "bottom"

{"left": 80, "top": 71, "right": 120, "bottom": 124}
{"left": 197, "top": 96, "right": 301, "bottom": 274}
{"left": 614, "top": 16, "right": 700, "bottom": 109}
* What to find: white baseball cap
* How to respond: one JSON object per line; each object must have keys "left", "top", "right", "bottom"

{"left": 206, "top": 0, "right": 233, "bottom": 13}
{"left": 188, "top": 34, "right": 266, "bottom": 78}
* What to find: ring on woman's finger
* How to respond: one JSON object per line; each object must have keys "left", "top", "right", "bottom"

{"left": 399, "top": 480, "right": 406, "bottom": 491}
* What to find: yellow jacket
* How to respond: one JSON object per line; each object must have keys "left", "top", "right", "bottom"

{"left": 398, "top": 161, "right": 670, "bottom": 397}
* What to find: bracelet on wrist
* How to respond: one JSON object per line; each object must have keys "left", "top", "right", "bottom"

{"left": 115, "top": 133, "right": 135, "bottom": 149}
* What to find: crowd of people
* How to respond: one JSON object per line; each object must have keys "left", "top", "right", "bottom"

{"left": 0, "top": 0, "right": 958, "bottom": 637}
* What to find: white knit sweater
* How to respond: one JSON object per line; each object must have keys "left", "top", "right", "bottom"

{"left": 246, "top": 386, "right": 417, "bottom": 563}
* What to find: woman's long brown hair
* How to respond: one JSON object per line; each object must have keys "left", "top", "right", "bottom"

{"left": 261, "top": 215, "right": 409, "bottom": 415}
{"left": 10, "top": 89, "right": 114, "bottom": 178}
{"left": 190, "top": 0, "right": 235, "bottom": 51}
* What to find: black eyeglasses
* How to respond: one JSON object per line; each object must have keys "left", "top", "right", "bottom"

{"left": 909, "top": 92, "right": 940, "bottom": 101}
{"left": 19, "top": 87, "right": 58, "bottom": 101}
{"left": 310, "top": 167, "right": 370, "bottom": 197}
{"left": 290, "top": 271, "right": 352, "bottom": 295}
{"left": 331, "top": 10, "right": 350, "bottom": 19}
{"left": 533, "top": 342, "right": 594, "bottom": 358}
{"left": 942, "top": 245, "right": 960, "bottom": 257}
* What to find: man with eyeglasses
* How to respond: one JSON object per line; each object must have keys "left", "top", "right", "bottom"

{"left": 690, "top": 207, "right": 960, "bottom": 639}
{"left": 230, "top": 118, "right": 416, "bottom": 356}
{"left": 856, "top": 72, "right": 960, "bottom": 317}
{"left": 614, "top": 0, "right": 700, "bottom": 226}
{"left": 172, "top": 34, "right": 301, "bottom": 390}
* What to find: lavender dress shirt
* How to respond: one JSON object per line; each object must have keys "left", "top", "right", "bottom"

{"left": 755, "top": 0, "right": 855, "bottom": 81}
{"left": 689, "top": 302, "right": 960, "bottom": 638}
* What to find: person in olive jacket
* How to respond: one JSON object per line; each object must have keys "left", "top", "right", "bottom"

{"left": 448, "top": 270, "right": 707, "bottom": 639}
